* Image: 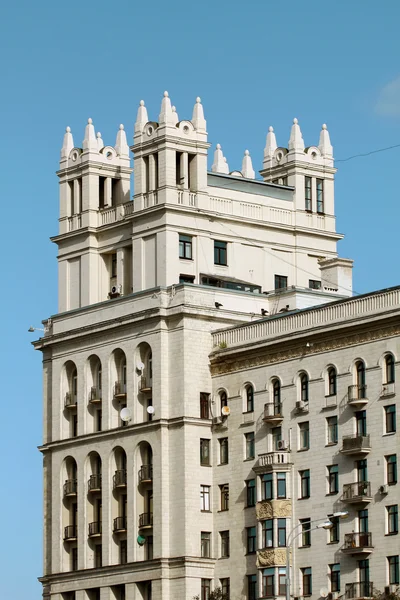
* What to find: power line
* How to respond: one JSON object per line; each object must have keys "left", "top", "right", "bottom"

{"left": 336, "top": 143, "right": 400, "bottom": 163}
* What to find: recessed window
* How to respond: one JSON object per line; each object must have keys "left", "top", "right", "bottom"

{"left": 246, "top": 526, "right": 257, "bottom": 554}
{"left": 388, "top": 556, "right": 400, "bottom": 585}
{"left": 300, "top": 469, "right": 310, "bottom": 499}
{"left": 387, "top": 505, "right": 398, "bottom": 535}
{"left": 277, "top": 472, "right": 287, "bottom": 499}
{"left": 274, "top": 274, "right": 288, "bottom": 290}
{"left": 327, "top": 367, "right": 337, "bottom": 396}
{"left": 200, "top": 393, "right": 209, "bottom": 419}
{"left": 220, "top": 530, "right": 230, "bottom": 557}
{"left": 385, "top": 405, "right": 396, "bottom": 433}
{"left": 300, "top": 373, "right": 309, "bottom": 403}
{"left": 329, "top": 516, "right": 340, "bottom": 543}
{"left": 245, "top": 432, "right": 255, "bottom": 460}
{"left": 200, "top": 439, "right": 210, "bottom": 466}
{"left": 248, "top": 575, "right": 257, "bottom": 600}
{"left": 277, "top": 518, "right": 286, "bottom": 547}
{"left": 179, "top": 234, "right": 193, "bottom": 260}
{"left": 200, "top": 485, "right": 210, "bottom": 511}
{"left": 179, "top": 274, "right": 195, "bottom": 284}
{"left": 326, "top": 416, "right": 338, "bottom": 445}
{"left": 356, "top": 360, "right": 366, "bottom": 392}
{"left": 201, "top": 531, "right": 211, "bottom": 558}
{"left": 316, "top": 179, "right": 324, "bottom": 213}
{"left": 309, "top": 279, "right": 321, "bottom": 290}
{"left": 262, "top": 473, "right": 273, "bottom": 500}
{"left": 328, "top": 465, "right": 339, "bottom": 494}
{"left": 220, "top": 483, "right": 229, "bottom": 511}
{"left": 300, "top": 518, "right": 311, "bottom": 547}
{"left": 302, "top": 567, "right": 312, "bottom": 596}
{"left": 220, "top": 578, "right": 230, "bottom": 599}
{"left": 385, "top": 354, "right": 395, "bottom": 384}
{"left": 299, "top": 422, "right": 310, "bottom": 450}
{"left": 245, "top": 385, "right": 254, "bottom": 412}
{"left": 246, "top": 479, "right": 256, "bottom": 507}
{"left": 272, "top": 426, "right": 282, "bottom": 451}
{"left": 386, "top": 455, "right": 398, "bottom": 485}
{"left": 330, "top": 564, "right": 340, "bottom": 592}
{"left": 214, "top": 240, "right": 227, "bottom": 266}
{"left": 219, "top": 438, "right": 229, "bottom": 465}
{"left": 305, "top": 176, "right": 312, "bottom": 211}
{"left": 262, "top": 519, "right": 274, "bottom": 548}
{"left": 119, "top": 540, "right": 127, "bottom": 565}
{"left": 272, "top": 379, "right": 281, "bottom": 414}
{"left": 220, "top": 391, "right": 228, "bottom": 413}
{"left": 201, "top": 579, "right": 211, "bottom": 600}
{"left": 263, "top": 568, "right": 275, "bottom": 598}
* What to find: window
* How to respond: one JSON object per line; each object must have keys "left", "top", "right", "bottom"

{"left": 120, "top": 540, "right": 127, "bottom": 565}
{"left": 272, "top": 379, "right": 281, "bottom": 413}
{"left": 387, "top": 505, "right": 399, "bottom": 535}
{"left": 262, "top": 519, "right": 274, "bottom": 548}
{"left": 179, "top": 274, "right": 195, "bottom": 284}
{"left": 316, "top": 179, "right": 324, "bottom": 213}
{"left": 300, "top": 470, "right": 310, "bottom": 498}
{"left": 385, "top": 405, "right": 396, "bottom": 433}
{"left": 71, "top": 547, "right": 78, "bottom": 571}
{"left": 278, "top": 518, "right": 286, "bottom": 547}
{"left": 220, "top": 484, "right": 229, "bottom": 511}
{"left": 300, "top": 518, "right": 311, "bottom": 546}
{"left": 305, "top": 176, "right": 312, "bottom": 211}
{"left": 328, "top": 465, "right": 339, "bottom": 494}
{"left": 263, "top": 568, "right": 275, "bottom": 597}
{"left": 358, "top": 509, "right": 369, "bottom": 533}
{"left": 359, "top": 559, "right": 370, "bottom": 585}
{"left": 214, "top": 240, "right": 227, "bottom": 266}
{"left": 262, "top": 473, "right": 273, "bottom": 500}
{"left": 327, "top": 416, "right": 338, "bottom": 445}
{"left": 246, "top": 385, "right": 254, "bottom": 412}
{"left": 200, "top": 485, "right": 210, "bottom": 511}
{"left": 275, "top": 274, "right": 288, "bottom": 290}
{"left": 302, "top": 567, "right": 312, "bottom": 596}
{"left": 220, "top": 391, "right": 228, "bottom": 411}
{"left": 388, "top": 556, "right": 400, "bottom": 585}
{"left": 356, "top": 410, "right": 367, "bottom": 436}
{"left": 220, "top": 578, "right": 230, "bottom": 599}
{"left": 387, "top": 455, "right": 397, "bottom": 485}
{"left": 201, "top": 532, "right": 211, "bottom": 558}
{"left": 95, "top": 544, "right": 102, "bottom": 568}
{"left": 299, "top": 422, "right": 310, "bottom": 450}
{"left": 357, "top": 459, "right": 368, "bottom": 482}
{"left": 245, "top": 432, "right": 255, "bottom": 459}
{"left": 309, "top": 279, "right": 321, "bottom": 290}
{"left": 278, "top": 568, "right": 287, "bottom": 596}
{"left": 219, "top": 438, "right": 229, "bottom": 465}
{"left": 328, "top": 367, "right": 337, "bottom": 396}
{"left": 330, "top": 564, "right": 340, "bottom": 592}
{"left": 247, "top": 526, "right": 257, "bottom": 554}
{"left": 385, "top": 354, "right": 395, "bottom": 384}
{"left": 356, "top": 360, "right": 366, "bottom": 390}
{"left": 200, "top": 439, "right": 210, "bottom": 466}
{"left": 329, "top": 516, "right": 340, "bottom": 543}
{"left": 111, "top": 253, "right": 117, "bottom": 278}
{"left": 220, "top": 530, "right": 230, "bottom": 557}
{"left": 146, "top": 535, "right": 153, "bottom": 561}
{"left": 246, "top": 479, "right": 256, "bottom": 507}
{"left": 200, "top": 393, "right": 209, "bottom": 419}
{"left": 179, "top": 234, "right": 192, "bottom": 259}
{"left": 300, "top": 373, "right": 309, "bottom": 403}
{"left": 201, "top": 579, "right": 211, "bottom": 600}
{"left": 272, "top": 426, "right": 282, "bottom": 450}
{"left": 248, "top": 575, "right": 257, "bottom": 600}
{"left": 277, "top": 472, "right": 287, "bottom": 499}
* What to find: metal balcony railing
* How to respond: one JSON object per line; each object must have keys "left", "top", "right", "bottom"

{"left": 88, "top": 521, "right": 102, "bottom": 537}
{"left": 63, "top": 479, "right": 77, "bottom": 497}
{"left": 343, "top": 481, "right": 372, "bottom": 503}
{"left": 345, "top": 582, "right": 374, "bottom": 599}
{"left": 138, "top": 465, "right": 153, "bottom": 483}
{"left": 113, "top": 516, "right": 127, "bottom": 532}
{"left": 139, "top": 512, "right": 153, "bottom": 528}
{"left": 343, "top": 532, "right": 373, "bottom": 551}
{"left": 113, "top": 469, "right": 127, "bottom": 489}
{"left": 341, "top": 434, "right": 371, "bottom": 455}
{"left": 64, "top": 525, "right": 77, "bottom": 540}
{"left": 348, "top": 385, "right": 368, "bottom": 403}
{"left": 88, "top": 474, "right": 102, "bottom": 492}
{"left": 113, "top": 381, "right": 126, "bottom": 398}
{"left": 64, "top": 392, "right": 77, "bottom": 408}
{"left": 263, "top": 403, "right": 283, "bottom": 421}
{"left": 139, "top": 376, "right": 152, "bottom": 392}
{"left": 89, "top": 386, "right": 102, "bottom": 403}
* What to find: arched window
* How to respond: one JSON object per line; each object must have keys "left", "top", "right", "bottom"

{"left": 220, "top": 391, "right": 228, "bottom": 410}
{"left": 356, "top": 361, "right": 365, "bottom": 388}
{"left": 246, "top": 385, "right": 254, "bottom": 413}
{"left": 328, "top": 367, "right": 337, "bottom": 396}
{"left": 71, "top": 368, "right": 78, "bottom": 401}
{"left": 385, "top": 355, "right": 395, "bottom": 384}
{"left": 300, "top": 374, "right": 309, "bottom": 403}
{"left": 273, "top": 380, "right": 281, "bottom": 414}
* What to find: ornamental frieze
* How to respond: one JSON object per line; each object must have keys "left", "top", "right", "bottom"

{"left": 257, "top": 548, "right": 289, "bottom": 568}
{"left": 256, "top": 499, "right": 292, "bottom": 520}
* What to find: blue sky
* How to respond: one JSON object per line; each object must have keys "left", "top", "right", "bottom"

{"left": 1, "top": 1, "right": 400, "bottom": 597}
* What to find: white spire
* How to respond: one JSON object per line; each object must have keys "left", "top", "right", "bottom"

{"left": 223, "top": 157, "right": 230, "bottom": 174}
{"left": 135, "top": 100, "right": 148, "bottom": 133}
{"left": 83, "top": 118, "right": 98, "bottom": 151}
{"left": 318, "top": 123, "right": 333, "bottom": 157}
{"left": 241, "top": 150, "right": 255, "bottom": 179}
{"left": 96, "top": 131, "right": 104, "bottom": 150}
{"left": 61, "top": 126, "right": 74, "bottom": 158}
{"left": 159, "top": 91, "right": 174, "bottom": 125}
{"left": 192, "top": 96, "right": 206, "bottom": 131}
{"left": 264, "top": 126, "right": 277, "bottom": 159}
{"left": 288, "top": 117, "right": 305, "bottom": 152}
{"left": 115, "top": 124, "right": 129, "bottom": 156}
{"left": 171, "top": 106, "right": 179, "bottom": 125}
{"left": 211, "top": 144, "right": 229, "bottom": 174}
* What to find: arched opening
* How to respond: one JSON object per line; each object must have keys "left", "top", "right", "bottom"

{"left": 111, "top": 447, "right": 128, "bottom": 565}
{"left": 385, "top": 354, "right": 395, "bottom": 384}
{"left": 110, "top": 349, "right": 127, "bottom": 429}
{"left": 135, "top": 343, "right": 153, "bottom": 422}
{"left": 136, "top": 442, "right": 154, "bottom": 562}
{"left": 86, "top": 452, "right": 102, "bottom": 568}
{"left": 62, "top": 361, "right": 78, "bottom": 439}
{"left": 327, "top": 367, "right": 337, "bottom": 396}
{"left": 61, "top": 457, "right": 78, "bottom": 572}
{"left": 300, "top": 373, "right": 309, "bottom": 403}
{"left": 87, "top": 355, "right": 102, "bottom": 433}
{"left": 245, "top": 384, "right": 254, "bottom": 413}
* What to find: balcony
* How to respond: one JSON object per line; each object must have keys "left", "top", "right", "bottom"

{"left": 64, "top": 392, "right": 77, "bottom": 409}
{"left": 89, "top": 386, "right": 102, "bottom": 405}
{"left": 345, "top": 582, "right": 374, "bottom": 599}
{"left": 381, "top": 382, "right": 395, "bottom": 397}
{"left": 342, "top": 532, "right": 373, "bottom": 555}
{"left": 139, "top": 376, "right": 152, "bottom": 393}
{"left": 88, "top": 474, "right": 102, "bottom": 493}
{"left": 113, "top": 381, "right": 126, "bottom": 400}
{"left": 88, "top": 521, "right": 102, "bottom": 538}
{"left": 342, "top": 481, "right": 372, "bottom": 504}
{"left": 138, "top": 465, "right": 153, "bottom": 484}
{"left": 63, "top": 479, "right": 77, "bottom": 498}
{"left": 64, "top": 525, "right": 77, "bottom": 541}
{"left": 113, "top": 516, "right": 127, "bottom": 533}
{"left": 323, "top": 394, "right": 337, "bottom": 408}
{"left": 254, "top": 451, "right": 291, "bottom": 474}
{"left": 113, "top": 469, "right": 127, "bottom": 489}
{"left": 263, "top": 403, "right": 283, "bottom": 424}
{"left": 348, "top": 385, "right": 368, "bottom": 407}
{"left": 341, "top": 434, "right": 371, "bottom": 456}
{"left": 139, "top": 512, "right": 153, "bottom": 529}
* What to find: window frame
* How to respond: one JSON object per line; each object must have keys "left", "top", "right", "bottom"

{"left": 219, "top": 437, "right": 229, "bottom": 465}
{"left": 302, "top": 567, "right": 312, "bottom": 596}
{"left": 246, "top": 526, "right": 257, "bottom": 554}
{"left": 316, "top": 178, "right": 324, "bottom": 214}
{"left": 262, "top": 473, "right": 273, "bottom": 501}
{"left": 327, "top": 367, "right": 337, "bottom": 396}
{"left": 246, "top": 479, "right": 256, "bottom": 507}
{"left": 385, "top": 405, "right": 397, "bottom": 434}
{"left": 327, "top": 416, "right": 338, "bottom": 445}
{"left": 246, "top": 385, "right": 254, "bottom": 412}
{"left": 201, "top": 579, "right": 211, "bottom": 600}
{"left": 300, "top": 469, "right": 310, "bottom": 499}
{"left": 305, "top": 176, "right": 312, "bottom": 212}
{"left": 220, "top": 530, "right": 230, "bottom": 558}
{"left": 245, "top": 431, "right": 255, "bottom": 460}
{"left": 214, "top": 240, "right": 227, "bottom": 266}
{"left": 385, "top": 354, "right": 395, "bottom": 384}
{"left": 300, "top": 373, "right": 309, "bottom": 403}
{"left": 220, "top": 483, "right": 229, "bottom": 511}
{"left": 262, "top": 519, "right": 274, "bottom": 548}
{"left": 300, "top": 518, "right": 311, "bottom": 547}
{"left": 330, "top": 564, "right": 341, "bottom": 592}
{"left": 387, "top": 505, "right": 399, "bottom": 535}
{"left": 299, "top": 421, "right": 310, "bottom": 450}
{"left": 201, "top": 531, "right": 211, "bottom": 558}
{"left": 200, "top": 438, "right": 210, "bottom": 466}
{"left": 200, "top": 485, "right": 211, "bottom": 512}
{"left": 179, "top": 234, "right": 193, "bottom": 260}
{"left": 277, "top": 472, "right": 287, "bottom": 499}
{"left": 274, "top": 274, "right": 288, "bottom": 290}
{"left": 386, "top": 454, "right": 398, "bottom": 485}
{"left": 328, "top": 464, "right": 339, "bottom": 495}
{"left": 388, "top": 556, "right": 400, "bottom": 585}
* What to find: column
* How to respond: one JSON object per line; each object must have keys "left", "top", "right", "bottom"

{"left": 105, "top": 177, "right": 112, "bottom": 206}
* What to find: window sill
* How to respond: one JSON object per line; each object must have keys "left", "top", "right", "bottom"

{"left": 200, "top": 510, "right": 212, "bottom": 513}
{"left": 299, "top": 545, "right": 311, "bottom": 549}
{"left": 383, "top": 432, "right": 396, "bottom": 437}
{"left": 179, "top": 257, "right": 193, "bottom": 261}
{"left": 218, "top": 462, "right": 229, "bottom": 467}
{"left": 325, "top": 442, "right": 338, "bottom": 447}
{"left": 219, "top": 556, "right": 230, "bottom": 560}
{"left": 298, "top": 496, "right": 310, "bottom": 501}
{"left": 214, "top": 263, "right": 228, "bottom": 267}
{"left": 200, "top": 464, "right": 212, "bottom": 467}
{"left": 327, "top": 540, "right": 339, "bottom": 545}
{"left": 218, "top": 509, "right": 229, "bottom": 513}
{"left": 297, "top": 448, "right": 310, "bottom": 453}
{"left": 244, "top": 457, "right": 255, "bottom": 462}
{"left": 388, "top": 482, "right": 398, "bottom": 486}
{"left": 326, "top": 492, "right": 339, "bottom": 496}
{"left": 385, "top": 532, "right": 398, "bottom": 536}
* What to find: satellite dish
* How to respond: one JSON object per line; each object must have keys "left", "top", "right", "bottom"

{"left": 320, "top": 588, "right": 329, "bottom": 598}
{"left": 120, "top": 407, "right": 132, "bottom": 422}
{"left": 221, "top": 406, "right": 231, "bottom": 417}
{"left": 147, "top": 406, "right": 155, "bottom": 415}
{"left": 137, "top": 535, "right": 146, "bottom": 546}
{"left": 136, "top": 361, "right": 145, "bottom": 372}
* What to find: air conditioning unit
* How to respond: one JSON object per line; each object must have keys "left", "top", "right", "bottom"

{"left": 379, "top": 484, "right": 389, "bottom": 495}
{"left": 277, "top": 439, "right": 288, "bottom": 451}
{"left": 109, "top": 284, "right": 121, "bottom": 299}
{"left": 296, "top": 400, "right": 306, "bottom": 411}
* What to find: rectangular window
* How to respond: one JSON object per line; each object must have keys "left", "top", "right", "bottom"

{"left": 95, "top": 544, "right": 102, "bottom": 568}
{"left": 274, "top": 274, "right": 288, "bottom": 290}
{"left": 358, "top": 509, "right": 369, "bottom": 533}
{"left": 387, "top": 505, "right": 399, "bottom": 534}
{"left": 272, "top": 426, "right": 282, "bottom": 450}
{"left": 71, "top": 547, "right": 78, "bottom": 571}
{"left": 220, "top": 484, "right": 229, "bottom": 511}
{"left": 201, "top": 579, "right": 211, "bottom": 600}
{"left": 246, "top": 526, "right": 257, "bottom": 554}
{"left": 357, "top": 459, "right": 368, "bottom": 482}
{"left": 219, "top": 438, "right": 229, "bottom": 465}
{"left": 262, "top": 519, "right": 274, "bottom": 548}
{"left": 214, "top": 240, "right": 227, "bottom": 266}
{"left": 300, "top": 470, "right": 310, "bottom": 498}
{"left": 179, "top": 274, "right": 195, "bottom": 284}
{"left": 388, "top": 556, "right": 399, "bottom": 585}
{"left": 309, "top": 279, "right": 321, "bottom": 290}
{"left": 248, "top": 575, "right": 257, "bottom": 600}
{"left": 120, "top": 540, "right": 127, "bottom": 565}
{"left": 329, "top": 517, "right": 340, "bottom": 543}
{"left": 277, "top": 472, "right": 287, "bottom": 499}
{"left": 200, "top": 439, "right": 210, "bottom": 466}
{"left": 146, "top": 535, "right": 153, "bottom": 561}
{"left": 327, "top": 416, "right": 338, "bottom": 444}
{"left": 220, "top": 530, "right": 230, "bottom": 557}
{"left": 277, "top": 518, "right": 286, "bottom": 547}
{"left": 201, "top": 532, "right": 211, "bottom": 558}
{"left": 262, "top": 473, "right": 273, "bottom": 500}
{"left": 328, "top": 465, "right": 339, "bottom": 494}
{"left": 330, "top": 564, "right": 341, "bottom": 592}
{"left": 200, "top": 485, "right": 210, "bottom": 511}
{"left": 302, "top": 567, "right": 312, "bottom": 596}
{"left": 299, "top": 421, "right": 310, "bottom": 450}
{"left": 385, "top": 405, "right": 396, "bottom": 433}
{"left": 356, "top": 410, "right": 367, "bottom": 436}
{"left": 111, "top": 253, "right": 117, "bottom": 278}
{"left": 200, "top": 393, "right": 210, "bottom": 419}
{"left": 300, "top": 518, "right": 311, "bottom": 547}
{"left": 245, "top": 432, "right": 255, "bottom": 459}
{"left": 263, "top": 568, "right": 275, "bottom": 597}
{"left": 246, "top": 479, "right": 256, "bottom": 507}
{"left": 278, "top": 568, "right": 287, "bottom": 596}
{"left": 220, "top": 578, "right": 230, "bottom": 599}
{"left": 387, "top": 455, "right": 398, "bottom": 485}
{"left": 305, "top": 176, "right": 312, "bottom": 211}
{"left": 316, "top": 179, "right": 324, "bottom": 213}
{"left": 179, "top": 234, "right": 193, "bottom": 260}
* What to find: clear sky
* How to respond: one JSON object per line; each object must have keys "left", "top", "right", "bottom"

{"left": 1, "top": 1, "right": 399, "bottom": 597}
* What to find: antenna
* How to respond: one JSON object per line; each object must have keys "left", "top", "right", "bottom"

{"left": 137, "top": 535, "right": 146, "bottom": 546}
{"left": 136, "top": 361, "right": 145, "bottom": 372}
{"left": 120, "top": 407, "right": 132, "bottom": 423}
{"left": 221, "top": 406, "right": 231, "bottom": 417}
{"left": 320, "top": 588, "right": 329, "bottom": 598}
{"left": 146, "top": 406, "right": 155, "bottom": 415}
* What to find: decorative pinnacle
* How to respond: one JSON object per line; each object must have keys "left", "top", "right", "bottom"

{"left": 135, "top": 99, "right": 149, "bottom": 133}
{"left": 61, "top": 125, "right": 74, "bottom": 158}
{"left": 140, "top": 100, "right": 145, "bottom": 106}
{"left": 211, "top": 143, "right": 229, "bottom": 174}
{"left": 171, "top": 105, "right": 179, "bottom": 125}
{"left": 164, "top": 91, "right": 169, "bottom": 97}
{"left": 96, "top": 131, "right": 104, "bottom": 150}
{"left": 83, "top": 117, "right": 98, "bottom": 151}
{"left": 264, "top": 125, "right": 277, "bottom": 160}
{"left": 66, "top": 126, "right": 71, "bottom": 132}
{"left": 319, "top": 122, "right": 333, "bottom": 157}
{"left": 241, "top": 149, "right": 255, "bottom": 179}
{"left": 192, "top": 96, "right": 206, "bottom": 131}
{"left": 288, "top": 117, "right": 304, "bottom": 151}
{"left": 159, "top": 90, "right": 174, "bottom": 125}
{"left": 115, "top": 123, "right": 129, "bottom": 156}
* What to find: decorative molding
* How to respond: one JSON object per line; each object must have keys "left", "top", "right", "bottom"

{"left": 257, "top": 547, "right": 289, "bottom": 567}
{"left": 256, "top": 499, "right": 292, "bottom": 520}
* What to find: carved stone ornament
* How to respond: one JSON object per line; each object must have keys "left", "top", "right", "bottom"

{"left": 257, "top": 547, "right": 289, "bottom": 567}
{"left": 256, "top": 499, "right": 292, "bottom": 520}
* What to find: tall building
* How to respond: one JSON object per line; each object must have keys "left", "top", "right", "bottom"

{"left": 34, "top": 92, "right": 365, "bottom": 600}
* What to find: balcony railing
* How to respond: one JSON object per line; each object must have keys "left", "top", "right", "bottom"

{"left": 138, "top": 465, "right": 153, "bottom": 483}
{"left": 348, "top": 385, "right": 368, "bottom": 405}
{"left": 64, "top": 525, "right": 77, "bottom": 541}
{"left": 89, "top": 386, "right": 102, "bottom": 404}
{"left": 381, "top": 382, "right": 395, "bottom": 397}
{"left": 139, "top": 512, "right": 153, "bottom": 529}
{"left": 88, "top": 474, "right": 102, "bottom": 492}
{"left": 88, "top": 521, "right": 102, "bottom": 537}
{"left": 64, "top": 392, "right": 77, "bottom": 409}
{"left": 63, "top": 479, "right": 77, "bottom": 497}
{"left": 345, "top": 582, "right": 374, "bottom": 599}
{"left": 139, "top": 376, "right": 152, "bottom": 393}
{"left": 263, "top": 403, "right": 283, "bottom": 423}
{"left": 257, "top": 451, "right": 290, "bottom": 471}
{"left": 113, "top": 381, "right": 126, "bottom": 399}
{"left": 343, "top": 481, "right": 372, "bottom": 503}
{"left": 341, "top": 434, "right": 371, "bottom": 455}
{"left": 342, "top": 532, "right": 373, "bottom": 554}
{"left": 113, "top": 516, "right": 127, "bottom": 532}
{"left": 113, "top": 469, "right": 127, "bottom": 489}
